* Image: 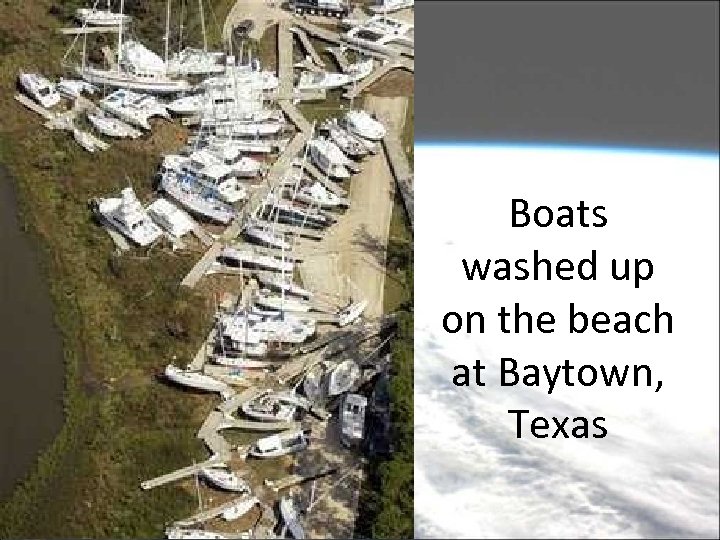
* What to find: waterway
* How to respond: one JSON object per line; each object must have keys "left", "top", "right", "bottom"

{"left": 0, "top": 166, "right": 65, "bottom": 500}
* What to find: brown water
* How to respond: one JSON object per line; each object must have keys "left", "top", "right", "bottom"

{"left": 0, "top": 166, "right": 65, "bottom": 500}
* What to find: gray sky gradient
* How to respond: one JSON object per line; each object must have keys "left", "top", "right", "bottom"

{"left": 416, "top": 1, "right": 719, "bottom": 151}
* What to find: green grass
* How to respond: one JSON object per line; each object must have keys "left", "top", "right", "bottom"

{"left": 0, "top": 1, "right": 223, "bottom": 536}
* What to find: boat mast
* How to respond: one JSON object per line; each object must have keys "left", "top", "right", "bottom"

{"left": 199, "top": 0, "right": 208, "bottom": 53}
{"left": 116, "top": 0, "right": 125, "bottom": 72}
{"left": 178, "top": 0, "right": 185, "bottom": 54}
{"left": 164, "top": 0, "right": 172, "bottom": 65}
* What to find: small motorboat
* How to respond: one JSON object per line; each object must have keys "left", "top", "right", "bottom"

{"left": 91, "top": 187, "right": 162, "bottom": 246}
{"left": 344, "top": 109, "right": 386, "bottom": 141}
{"left": 241, "top": 389, "right": 297, "bottom": 422}
{"left": 57, "top": 78, "right": 97, "bottom": 99}
{"left": 18, "top": 72, "right": 60, "bottom": 109}
{"left": 327, "top": 360, "right": 360, "bottom": 396}
{"left": 200, "top": 468, "right": 249, "bottom": 493}
{"left": 248, "top": 430, "right": 309, "bottom": 458}
{"left": 146, "top": 198, "right": 195, "bottom": 238}
{"left": 340, "top": 393, "right": 367, "bottom": 447}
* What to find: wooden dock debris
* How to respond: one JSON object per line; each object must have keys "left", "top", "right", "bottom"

{"left": 180, "top": 242, "right": 222, "bottom": 288}
{"left": 218, "top": 418, "right": 301, "bottom": 432}
{"left": 59, "top": 26, "right": 121, "bottom": 35}
{"left": 14, "top": 93, "right": 54, "bottom": 120}
{"left": 264, "top": 468, "right": 336, "bottom": 492}
{"left": 173, "top": 495, "right": 259, "bottom": 527}
{"left": 140, "top": 456, "right": 226, "bottom": 490}
{"left": 290, "top": 26, "right": 326, "bottom": 67}
{"left": 326, "top": 46, "right": 350, "bottom": 72}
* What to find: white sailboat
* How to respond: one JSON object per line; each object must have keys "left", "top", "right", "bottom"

{"left": 91, "top": 187, "right": 162, "bottom": 246}
{"left": 159, "top": 169, "right": 237, "bottom": 225}
{"left": 219, "top": 247, "right": 294, "bottom": 273}
{"left": 164, "top": 364, "right": 230, "bottom": 394}
{"left": 77, "top": 0, "right": 191, "bottom": 94}
{"left": 256, "top": 274, "right": 312, "bottom": 299}
{"left": 87, "top": 110, "right": 142, "bottom": 138}
{"left": 200, "top": 468, "right": 250, "bottom": 493}
{"left": 255, "top": 290, "right": 311, "bottom": 313}
{"left": 323, "top": 118, "right": 369, "bottom": 158}
{"left": 221, "top": 496, "right": 259, "bottom": 521}
{"left": 18, "top": 72, "right": 60, "bottom": 109}
{"left": 308, "top": 138, "right": 352, "bottom": 179}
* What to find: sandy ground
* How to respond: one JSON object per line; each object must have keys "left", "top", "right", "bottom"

{"left": 296, "top": 96, "right": 408, "bottom": 319}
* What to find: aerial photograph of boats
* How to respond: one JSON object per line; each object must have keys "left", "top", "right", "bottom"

{"left": 0, "top": 0, "right": 413, "bottom": 538}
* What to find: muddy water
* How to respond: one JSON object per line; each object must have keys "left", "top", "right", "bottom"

{"left": 0, "top": 167, "right": 64, "bottom": 500}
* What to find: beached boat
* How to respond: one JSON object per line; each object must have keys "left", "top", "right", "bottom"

{"left": 100, "top": 89, "right": 170, "bottom": 130}
{"left": 296, "top": 69, "right": 352, "bottom": 92}
{"left": 146, "top": 198, "right": 195, "bottom": 238}
{"left": 221, "top": 496, "right": 259, "bottom": 521}
{"left": 241, "top": 389, "right": 297, "bottom": 422}
{"left": 18, "top": 72, "right": 60, "bottom": 109}
{"left": 76, "top": 2, "right": 131, "bottom": 26}
{"left": 91, "top": 187, "right": 162, "bottom": 246}
{"left": 293, "top": 182, "right": 347, "bottom": 209}
{"left": 159, "top": 169, "right": 237, "bottom": 225}
{"left": 248, "top": 430, "right": 309, "bottom": 459}
{"left": 338, "top": 299, "right": 368, "bottom": 327}
{"left": 165, "top": 527, "right": 228, "bottom": 539}
{"left": 164, "top": 364, "right": 230, "bottom": 394}
{"left": 207, "top": 145, "right": 263, "bottom": 178}
{"left": 323, "top": 118, "right": 369, "bottom": 158}
{"left": 344, "top": 109, "right": 386, "bottom": 141}
{"left": 212, "top": 354, "right": 273, "bottom": 368}
{"left": 164, "top": 153, "right": 247, "bottom": 204}
{"left": 279, "top": 497, "right": 306, "bottom": 539}
{"left": 327, "top": 359, "right": 360, "bottom": 396}
{"left": 218, "top": 310, "right": 315, "bottom": 346}
{"left": 255, "top": 290, "right": 311, "bottom": 313}
{"left": 243, "top": 223, "right": 290, "bottom": 250}
{"left": 368, "top": 0, "right": 414, "bottom": 13}
{"left": 87, "top": 111, "right": 142, "bottom": 138}
{"left": 346, "top": 57, "right": 375, "bottom": 83}
{"left": 308, "top": 138, "right": 352, "bottom": 180}
{"left": 256, "top": 274, "right": 312, "bottom": 299}
{"left": 57, "top": 78, "right": 97, "bottom": 99}
{"left": 340, "top": 393, "right": 367, "bottom": 447}
{"left": 218, "top": 247, "right": 294, "bottom": 273}
{"left": 200, "top": 467, "right": 250, "bottom": 493}
{"left": 167, "top": 48, "right": 226, "bottom": 76}
{"left": 303, "top": 361, "right": 331, "bottom": 401}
